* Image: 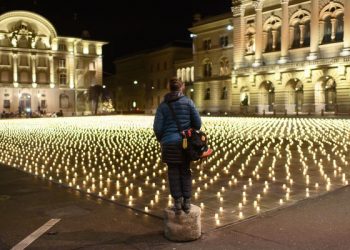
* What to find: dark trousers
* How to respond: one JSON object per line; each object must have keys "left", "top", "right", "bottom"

{"left": 167, "top": 161, "right": 192, "bottom": 199}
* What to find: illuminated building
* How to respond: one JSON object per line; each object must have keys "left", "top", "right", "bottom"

{"left": 0, "top": 11, "right": 107, "bottom": 115}
{"left": 191, "top": 0, "right": 350, "bottom": 114}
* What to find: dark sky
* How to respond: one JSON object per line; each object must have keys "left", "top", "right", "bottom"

{"left": 1, "top": 0, "right": 231, "bottom": 74}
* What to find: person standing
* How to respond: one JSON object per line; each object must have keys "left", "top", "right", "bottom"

{"left": 153, "top": 77, "right": 202, "bottom": 215}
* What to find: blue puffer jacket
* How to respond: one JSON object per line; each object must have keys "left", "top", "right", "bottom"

{"left": 153, "top": 91, "right": 202, "bottom": 145}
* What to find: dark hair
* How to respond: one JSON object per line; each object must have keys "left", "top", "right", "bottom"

{"left": 169, "top": 77, "right": 184, "bottom": 91}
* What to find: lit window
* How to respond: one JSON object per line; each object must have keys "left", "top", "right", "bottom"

{"left": 220, "top": 36, "right": 229, "bottom": 47}
{"left": 203, "top": 39, "right": 211, "bottom": 50}
{"left": 58, "top": 44, "right": 67, "bottom": 51}
{"left": 59, "top": 59, "right": 66, "bottom": 68}
{"left": 59, "top": 74, "right": 67, "bottom": 85}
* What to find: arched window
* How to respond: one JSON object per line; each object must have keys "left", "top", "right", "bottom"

{"left": 290, "top": 9, "right": 311, "bottom": 48}
{"left": 240, "top": 87, "right": 249, "bottom": 106}
{"left": 220, "top": 57, "right": 230, "bottom": 76}
{"left": 245, "top": 23, "right": 256, "bottom": 54}
{"left": 263, "top": 15, "right": 282, "bottom": 52}
{"left": 204, "top": 88, "right": 210, "bottom": 100}
{"left": 259, "top": 81, "right": 275, "bottom": 112}
{"left": 320, "top": 76, "right": 337, "bottom": 112}
{"left": 320, "top": 2, "right": 344, "bottom": 44}
{"left": 286, "top": 78, "right": 303, "bottom": 112}
{"left": 203, "top": 59, "right": 212, "bottom": 77}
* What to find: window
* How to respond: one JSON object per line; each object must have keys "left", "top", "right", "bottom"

{"left": 37, "top": 57, "right": 47, "bottom": 67}
{"left": 59, "top": 59, "right": 66, "bottom": 68}
{"left": 221, "top": 87, "right": 228, "bottom": 100}
{"left": 205, "top": 88, "right": 210, "bottom": 100}
{"left": 263, "top": 16, "right": 282, "bottom": 52}
{"left": 164, "top": 61, "right": 167, "bottom": 70}
{"left": 220, "top": 36, "right": 229, "bottom": 47}
{"left": 0, "top": 54, "right": 9, "bottom": 65}
{"left": 3, "top": 100, "right": 10, "bottom": 109}
{"left": 40, "top": 100, "right": 47, "bottom": 109}
{"left": 203, "top": 60, "right": 212, "bottom": 77}
{"left": 58, "top": 44, "right": 67, "bottom": 51}
{"left": 290, "top": 9, "right": 311, "bottom": 49}
{"left": 59, "top": 94, "right": 69, "bottom": 109}
{"left": 89, "top": 62, "right": 95, "bottom": 71}
{"left": 320, "top": 2, "right": 344, "bottom": 44}
{"left": 59, "top": 74, "right": 67, "bottom": 85}
{"left": 203, "top": 39, "right": 211, "bottom": 50}
{"left": 19, "top": 56, "right": 28, "bottom": 66}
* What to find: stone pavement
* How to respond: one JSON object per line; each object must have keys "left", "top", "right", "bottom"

{"left": 1, "top": 165, "right": 350, "bottom": 250}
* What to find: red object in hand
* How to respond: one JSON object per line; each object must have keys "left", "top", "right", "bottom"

{"left": 201, "top": 148, "right": 213, "bottom": 158}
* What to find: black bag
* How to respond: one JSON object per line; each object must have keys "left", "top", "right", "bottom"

{"left": 166, "top": 101, "right": 209, "bottom": 161}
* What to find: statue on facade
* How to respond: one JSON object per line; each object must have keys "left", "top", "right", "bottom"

{"left": 246, "top": 34, "right": 255, "bottom": 54}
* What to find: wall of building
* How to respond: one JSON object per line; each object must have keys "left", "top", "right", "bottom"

{"left": 0, "top": 11, "right": 107, "bottom": 116}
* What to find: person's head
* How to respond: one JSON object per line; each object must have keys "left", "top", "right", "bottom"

{"left": 169, "top": 77, "right": 185, "bottom": 92}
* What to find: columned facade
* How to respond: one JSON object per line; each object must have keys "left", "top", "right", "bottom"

{"left": 0, "top": 11, "right": 107, "bottom": 116}
{"left": 229, "top": 0, "right": 350, "bottom": 115}
{"left": 187, "top": 0, "right": 350, "bottom": 115}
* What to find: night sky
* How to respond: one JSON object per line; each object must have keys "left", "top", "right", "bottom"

{"left": 1, "top": 0, "right": 232, "bottom": 74}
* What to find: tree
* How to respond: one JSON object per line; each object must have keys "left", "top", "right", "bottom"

{"left": 88, "top": 85, "right": 104, "bottom": 115}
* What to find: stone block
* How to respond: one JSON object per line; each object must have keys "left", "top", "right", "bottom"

{"left": 163, "top": 204, "right": 201, "bottom": 242}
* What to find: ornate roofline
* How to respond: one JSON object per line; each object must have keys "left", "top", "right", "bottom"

{"left": 0, "top": 11, "right": 57, "bottom": 37}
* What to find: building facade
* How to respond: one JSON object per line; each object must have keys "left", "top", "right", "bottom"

{"left": 189, "top": 0, "right": 350, "bottom": 115}
{"left": 0, "top": 11, "right": 107, "bottom": 116}
{"left": 231, "top": 0, "right": 350, "bottom": 114}
{"left": 109, "top": 42, "right": 193, "bottom": 114}
{"left": 189, "top": 13, "right": 234, "bottom": 114}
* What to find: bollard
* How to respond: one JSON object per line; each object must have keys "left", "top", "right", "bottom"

{"left": 321, "top": 109, "right": 324, "bottom": 116}
{"left": 164, "top": 205, "right": 201, "bottom": 242}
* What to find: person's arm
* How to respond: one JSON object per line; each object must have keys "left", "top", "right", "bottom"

{"left": 153, "top": 105, "right": 165, "bottom": 142}
{"left": 189, "top": 99, "right": 201, "bottom": 130}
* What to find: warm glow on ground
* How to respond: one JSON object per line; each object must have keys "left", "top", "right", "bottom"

{"left": 0, "top": 116, "right": 349, "bottom": 230}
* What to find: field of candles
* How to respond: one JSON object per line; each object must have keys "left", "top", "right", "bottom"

{"left": 0, "top": 116, "right": 349, "bottom": 231}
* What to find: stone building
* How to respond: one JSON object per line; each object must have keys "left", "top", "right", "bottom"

{"left": 189, "top": 0, "right": 350, "bottom": 115}
{"left": 109, "top": 42, "right": 193, "bottom": 114}
{"left": 189, "top": 13, "right": 234, "bottom": 114}
{"left": 0, "top": 11, "right": 107, "bottom": 116}
{"left": 230, "top": 0, "right": 350, "bottom": 114}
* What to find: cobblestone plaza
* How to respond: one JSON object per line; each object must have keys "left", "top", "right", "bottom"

{"left": 0, "top": 116, "right": 349, "bottom": 231}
